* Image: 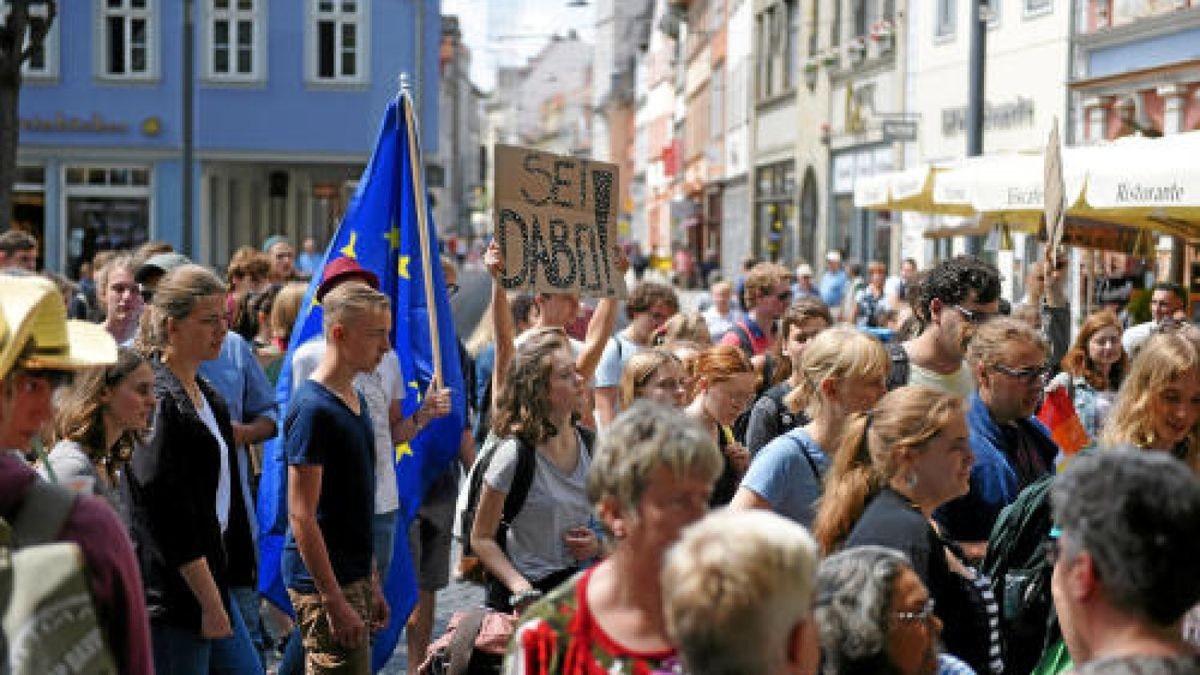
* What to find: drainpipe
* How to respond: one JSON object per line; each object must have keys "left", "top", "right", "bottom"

{"left": 182, "top": 0, "right": 195, "bottom": 257}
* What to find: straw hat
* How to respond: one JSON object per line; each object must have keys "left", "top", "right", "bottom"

{"left": 0, "top": 275, "right": 118, "bottom": 379}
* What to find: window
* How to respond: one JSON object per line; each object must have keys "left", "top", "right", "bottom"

{"left": 831, "top": 0, "right": 841, "bottom": 47}
{"left": 985, "top": 0, "right": 1000, "bottom": 29}
{"left": 309, "top": 0, "right": 367, "bottom": 84}
{"left": 1024, "top": 0, "right": 1052, "bottom": 18}
{"left": 853, "top": 0, "right": 868, "bottom": 38}
{"left": 936, "top": 0, "right": 956, "bottom": 39}
{"left": 100, "top": 0, "right": 157, "bottom": 79}
{"left": 3, "top": 1, "right": 59, "bottom": 78}
{"left": 205, "top": 0, "right": 262, "bottom": 80}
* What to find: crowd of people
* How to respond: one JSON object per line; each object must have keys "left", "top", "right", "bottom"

{"left": 1, "top": 226, "right": 1199, "bottom": 675}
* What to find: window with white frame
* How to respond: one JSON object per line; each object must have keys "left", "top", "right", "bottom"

{"left": 309, "top": 0, "right": 367, "bottom": 84}
{"left": 935, "top": 0, "right": 956, "bottom": 39}
{"left": 2, "top": 1, "right": 59, "bottom": 78}
{"left": 100, "top": 0, "right": 157, "bottom": 79}
{"left": 206, "top": 0, "right": 261, "bottom": 80}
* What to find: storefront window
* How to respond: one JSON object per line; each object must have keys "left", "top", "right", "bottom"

{"left": 64, "top": 165, "right": 151, "bottom": 277}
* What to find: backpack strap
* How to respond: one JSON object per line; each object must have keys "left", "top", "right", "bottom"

{"left": 12, "top": 479, "right": 77, "bottom": 548}
{"left": 725, "top": 322, "right": 753, "bottom": 358}
{"left": 792, "top": 434, "right": 823, "bottom": 485}
{"left": 499, "top": 439, "right": 538, "bottom": 538}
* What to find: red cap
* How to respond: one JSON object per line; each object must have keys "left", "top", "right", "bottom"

{"left": 316, "top": 257, "right": 380, "bottom": 302}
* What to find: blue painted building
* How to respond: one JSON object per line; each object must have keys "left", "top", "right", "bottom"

{"left": 14, "top": 0, "right": 441, "bottom": 275}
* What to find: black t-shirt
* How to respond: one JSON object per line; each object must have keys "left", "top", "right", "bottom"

{"left": 846, "top": 488, "right": 997, "bottom": 675}
{"left": 282, "top": 380, "right": 377, "bottom": 592}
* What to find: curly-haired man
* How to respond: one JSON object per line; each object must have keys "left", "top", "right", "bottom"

{"left": 886, "top": 255, "right": 1001, "bottom": 398}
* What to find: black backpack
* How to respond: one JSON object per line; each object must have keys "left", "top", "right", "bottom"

{"left": 457, "top": 426, "right": 595, "bottom": 585}
{"left": 981, "top": 473, "right": 1059, "bottom": 675}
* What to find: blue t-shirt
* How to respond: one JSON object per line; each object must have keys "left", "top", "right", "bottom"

{"left": 739, "top": 427, "right": 829, "bottom": 527}
{"left": 282, "top": 380, "right": 377, "bottom": 592}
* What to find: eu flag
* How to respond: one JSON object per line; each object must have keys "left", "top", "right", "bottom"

{"left": 255, "top": 92, "right": 467, "bottom": 672}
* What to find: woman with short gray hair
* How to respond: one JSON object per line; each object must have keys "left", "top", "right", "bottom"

{"left": 817, "top": 546, "right": 976, "bottom": 675}
{"left": 506, "top": 400, "right": 723, "bottom": 674}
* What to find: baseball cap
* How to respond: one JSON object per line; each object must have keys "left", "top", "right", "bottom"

{"left": 796, "top": 263, "right": 814, "bottom": 277}
{"left": 826, "top": 251, "right": 842, "bottom": 263}
{"left": 135, "top": 252, "right": 190, "bottom": 284}
{"left": 316, "top": 257, "right": 380, "bottom": 302}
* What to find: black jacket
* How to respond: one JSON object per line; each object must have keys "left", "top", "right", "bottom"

{"left": 124, "top": 359, "right": 254, "bottom": 629}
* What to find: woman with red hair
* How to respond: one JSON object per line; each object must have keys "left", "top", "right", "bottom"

{"left": 1051, "top": 309, "right": 1126, "bottom": 440}
{"left": 684, "top": 344, "right": 757, "bottom": 505}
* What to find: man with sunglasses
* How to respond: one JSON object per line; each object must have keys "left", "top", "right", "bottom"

{"left": 936, "top": 317, "right": 1060, "bottom": 560}
{"left": 1049, "top": 451, "right": 1200, "bottom": 675}
{"left": 719, "top": 261, "right": 792, "bottom": 368}
{"left": 887, "top": 255, "right": 1002, "bottom": 400}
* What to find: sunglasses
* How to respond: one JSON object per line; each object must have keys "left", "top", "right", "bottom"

{"left": 776, "top": 291, "right": 792, "bottom": 301}
{"left": 952, "top": 304, "right": 996, "bottom": 325}
{"left": 446, "top": 283, "right": 460, "bottom": 297}
{"left": 991, "top": 363, "right": 1052, "bottom": 384}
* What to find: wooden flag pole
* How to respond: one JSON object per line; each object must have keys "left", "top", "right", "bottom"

{"left": 400, "top": 87, "right": 444, "bottom": 388}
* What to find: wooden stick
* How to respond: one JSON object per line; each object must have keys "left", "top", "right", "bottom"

{"left": 401, "top": 90, "right": 443, "bottom": 387}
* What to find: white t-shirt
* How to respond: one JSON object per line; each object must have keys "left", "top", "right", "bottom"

{"left": 908, "top": 361, "right": 975, "bottom": 400}
{"left": 196, "top": 395, "right": 232, "bottom": 533}
{"left": 483, "top": 433, "right": 592, "bottom": 581}
{"left": 291, "top": 337, "right": 405, "bottom": 515}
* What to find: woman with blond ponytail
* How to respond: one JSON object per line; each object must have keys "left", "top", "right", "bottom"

{"left": 730, "top": 327, "right": 887, "bottom": 526}
{"left": 814, "top": 386, "right": 1001, "bottom": 675}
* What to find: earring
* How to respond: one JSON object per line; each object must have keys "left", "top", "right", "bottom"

{"left": 905, "top": 472, "right": 918, "bottom": 490}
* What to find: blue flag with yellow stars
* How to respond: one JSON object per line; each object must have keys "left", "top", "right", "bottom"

{"left": 255, "top": 92, "right": 466, "bottom": 672}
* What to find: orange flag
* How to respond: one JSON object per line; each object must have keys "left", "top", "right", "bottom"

{"left": 1038, "top": 386, "right": 1090, "bottom": 456}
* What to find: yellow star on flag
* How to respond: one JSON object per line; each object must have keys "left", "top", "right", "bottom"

{"left": 398, "top": 255, "right": 411, "bottom": 279}
{"left": 408, "top": 381, "right": 422, "bottom": 403}
{"left": 395, "top": 442, "right": 414, "bottom": 462}
{"left": 339, "top": 231, "right": 359, "bottom": 259}
{"left": 384, "top": 224, "right": 401, "bottom": 250}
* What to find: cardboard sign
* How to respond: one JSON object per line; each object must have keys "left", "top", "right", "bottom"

{"left": 1044, "top": 119, "right": 1066, "bottom": 268}
{"left": 493, "top": 144, "right": 627, "bottom": 298}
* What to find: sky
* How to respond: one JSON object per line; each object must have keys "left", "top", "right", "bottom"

{"left": 441, "top": 0, "right": 596, "bottom": 91}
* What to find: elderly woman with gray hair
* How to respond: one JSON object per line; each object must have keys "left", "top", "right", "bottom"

{"left": 817, "top": 546, "right": 977, "bottom": 675}
{"left": 505, "top": 400, "right": 723, "bottom": 674}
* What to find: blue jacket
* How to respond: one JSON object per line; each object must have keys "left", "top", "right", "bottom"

{"left": 935, "top": 393, "right": 1059, "bottom": 542}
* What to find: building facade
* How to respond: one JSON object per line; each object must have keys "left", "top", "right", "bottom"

{"left": 14, "top": 0, "right": 442, "bottom": 275}
{"left": 433, "top": 15, "right": 484, "bottom": 250}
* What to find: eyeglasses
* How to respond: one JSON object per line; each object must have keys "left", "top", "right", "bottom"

{"left": 992, "top": 363, "right": 1052, "bottom": 384}
{"left": 776, "top": 291, "right": 793, "bottom": 301}
{"left": 446, "top": 283, "right": 460, "bottom": 297}
{"left": 952, "top": 304, "right": 996, "bottom": 325}
{"left": 894, "top": 597, "right": 937, "bottom": 624}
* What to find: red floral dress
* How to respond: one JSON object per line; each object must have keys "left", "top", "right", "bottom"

{"left": 506, "top": 566, "right": 683, "bottom": 675}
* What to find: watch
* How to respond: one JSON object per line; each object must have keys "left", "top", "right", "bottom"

{"left": 509, "top": 588, "right": 543, "bottom": 608}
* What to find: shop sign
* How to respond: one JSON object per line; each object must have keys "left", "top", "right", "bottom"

{"left": 941, "top": 97, "right": 1035, "bottom": 136}
{"left": 20, "top": 112, "right": 129, "bottom": 134}
{"left": 881, "top": 119, "right": 918, "bottom": 142}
